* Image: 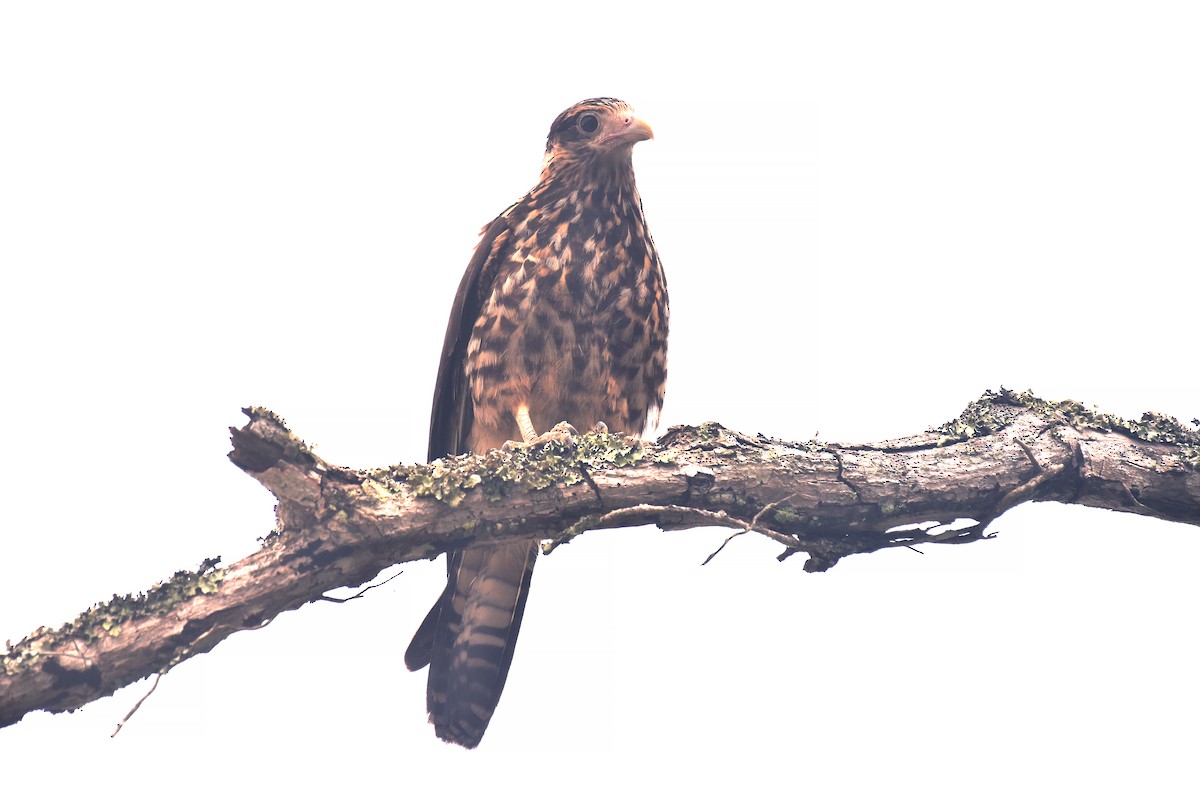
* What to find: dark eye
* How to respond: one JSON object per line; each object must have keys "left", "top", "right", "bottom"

{"left": 578, "top": 114, "right": 599, "bottom": 134}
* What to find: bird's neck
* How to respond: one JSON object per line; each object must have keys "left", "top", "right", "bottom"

{"left": 537, "top": 150, "right": 639, "bottom": 200}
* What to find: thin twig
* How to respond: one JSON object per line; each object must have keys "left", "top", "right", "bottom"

{"left": 111, "top": 672, "right": 161, "bottom": 738}
{"left": 319, "top": 570, "right": 403, "bottom": 603}
{"left": 702, "top": 494, "right": 798, "bottom": 565}
{"left": 965, "top": 437, "right": 1063, "bottom": 534}
{"left": 748, "top": 493, "right": 797, "bottom": 533}
{"left": 575, "top": 461, "right": 604, "bottom": 507}
{"left": 544, "top": 504, "right": 748, "bottom": 554}
{"left": 701, "top": 529, "right": 748, "bottom": 566}
{"left": 1014, "top": 438, "right": 1042, "bottom": 472}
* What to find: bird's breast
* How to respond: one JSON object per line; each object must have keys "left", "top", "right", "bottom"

{"left": 467, "top": 193, "right": 668, "bottom": 437}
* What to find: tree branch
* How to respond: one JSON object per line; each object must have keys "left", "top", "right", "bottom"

{"left": 3, "top": 390, "right": 1197, "bottom": 728}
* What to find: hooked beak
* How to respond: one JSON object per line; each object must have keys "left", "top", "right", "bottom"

{"left": 599, "top": 114, "right": 654, "bottom": 146}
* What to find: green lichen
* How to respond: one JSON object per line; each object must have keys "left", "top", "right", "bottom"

{"left": 772, "top": 506, "right": 802, "bottom": 525}
{"left": 3, "top": 558, "right": 225, "bottom": 676}
{"left": 1180, "top": 444, "right": 1200, "bottom": 471}
{"left": 1005, "top": 391, "right": 1200, "bottom": 459}
{"left": 706, "top": 489, "right": 751, "bottom": 508}
{"left": 364, "top": 428, "right": 647, "bottom": 507}
{"left": 1087, "top": 409, "right": 1199, "bottom": 449}
{"left": 243, "top": 406, "right": 318, "bottom": 463}
{"left": 246, "top": 406, "right": 289, "bottom": 429}
{"left": 694, "top": 421, "right": 745, "bottom": 450}
{"left": 932, "top": 389, "right": 1027, "bottom": 445}
{"left": 933, "top": 389, "right": 1200, "bottom": 469}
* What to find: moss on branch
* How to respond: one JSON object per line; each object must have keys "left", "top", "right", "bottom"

{"left": 3, "top": 558, "right": 224, "bottom": 678}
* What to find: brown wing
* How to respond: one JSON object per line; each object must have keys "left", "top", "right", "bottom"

{"left": 426, "top": 213, "right": 512, "bottom": 463}
{"left": 405, "top": 213, "right": 510, "bottom": 672}
{"left": 405, "top": 211, "right": 539, "bottom": 749}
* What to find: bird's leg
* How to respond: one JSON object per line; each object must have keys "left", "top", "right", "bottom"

{"left": 506, "top": 403, "right": 578, "bottom": 451}
{"left": 516, "top": 403, "right": 539, "bottom": 444}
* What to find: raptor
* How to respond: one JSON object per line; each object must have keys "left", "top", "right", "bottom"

{"left": 405, "top": 98, "right": 668, "bottom": 748}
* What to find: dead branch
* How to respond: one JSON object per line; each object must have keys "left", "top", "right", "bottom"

{"left": 2, "top": 390, "right": 1197, "bottom": 729}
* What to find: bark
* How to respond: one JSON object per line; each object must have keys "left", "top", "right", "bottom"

{"left": 2, "top": 390, "right": 1197, "bottom": 728}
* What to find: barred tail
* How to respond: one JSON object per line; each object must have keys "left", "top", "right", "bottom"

{"left": 406, "top": 540, "right": 538, "bottom": 748}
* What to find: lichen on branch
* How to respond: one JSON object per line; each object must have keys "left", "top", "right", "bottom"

{"left": 2, "top": 390, "right": 1196, "bottom": 731}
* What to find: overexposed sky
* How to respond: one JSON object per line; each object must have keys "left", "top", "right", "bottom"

{"left": 2, "top": 2, "right": 1198, "bottom": 798}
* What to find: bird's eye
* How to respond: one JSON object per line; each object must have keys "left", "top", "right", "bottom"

{"left": 578, "top": 114, "right": 600, "bottom": 134}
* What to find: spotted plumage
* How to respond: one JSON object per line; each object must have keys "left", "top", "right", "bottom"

{"left": 405, "top": 98, "right": 667, "bottom": 748}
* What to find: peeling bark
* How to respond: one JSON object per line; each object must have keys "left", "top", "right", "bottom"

{"left": 2, "top": 390, "right": 1197, "bottom": 728}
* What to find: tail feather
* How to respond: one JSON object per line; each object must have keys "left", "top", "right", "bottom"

{"left": 404, "top": 596, "right": 440, "bottom": 671}
{"left": 408, "top": 540, "right": 538, "bottom": 749}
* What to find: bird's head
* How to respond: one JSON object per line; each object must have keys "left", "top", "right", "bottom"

{"left": 542, "top": 98, "right": 653, "bottom": 180}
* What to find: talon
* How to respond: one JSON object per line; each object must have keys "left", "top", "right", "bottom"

{"left": 551, "top": 421, "right": 578, "bottom": 438}
{"left": 527, "top": 421, "right": 578, "bottom": 449}
{"left": 592, "top": 421, "right": 608, "bottom": 434}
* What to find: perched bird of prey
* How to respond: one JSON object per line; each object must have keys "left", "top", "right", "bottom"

{"left": 404, "top": 98, "right": 668, "bottom": 748}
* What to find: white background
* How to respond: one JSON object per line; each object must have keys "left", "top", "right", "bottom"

{"left": 2, "top": 2, "right": 1197, "bottom": 798}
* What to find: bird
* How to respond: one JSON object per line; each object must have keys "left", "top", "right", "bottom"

{"left": 403, "top": 98, "right": 668, "bottom": 748}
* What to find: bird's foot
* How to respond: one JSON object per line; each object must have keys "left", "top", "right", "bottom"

{"left": 501, "top": 421, "right": 579, "bottom": 453}
{"left": 532, "top": 421, "right": 579, "bottom": 449}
